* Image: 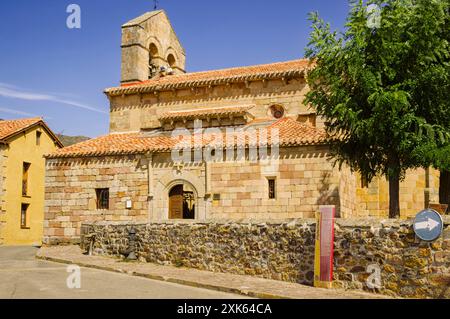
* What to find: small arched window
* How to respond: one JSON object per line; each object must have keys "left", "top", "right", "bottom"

{"left": 167, "top": 54, "right": 176, "bottom": 68}
{"left": 148, "top": 43, "right": 159, "bottom": 78}
{"left": 149, "top": 43, "right": 158, "bottom": 57}
{"left": 270, "top": 105, "right": 285, "bottom": 119}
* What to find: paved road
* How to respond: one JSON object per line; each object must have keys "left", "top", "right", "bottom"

{"left": 0, "top": 246, "right": 248, "bottom": 299}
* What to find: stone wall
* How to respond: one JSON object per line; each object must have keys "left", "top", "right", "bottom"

{"left": 207, "top": 145, "right": 344, "bottom": 219}
{"left": 45, "top": 145, "right": 348, "bottom": 243}
{"left": 355, "top": 168, "right": 440, "bottom": 219}
{"left": 44, "top": 144, "right": 440, "bottom": 244}
{"left": 82, "top": 219, "right": 317, "bottom": 285}
{"left": 333, "top": 218, "right": 450, "bottom": 298}
{"left": 121, "top": 10, "right": 186, "bottom": 84}
{"left": 80, "top": 217, "right": 450, "bottom": 299}
{"left": 44, "top": 155, "right": 149, "bottom": 245}
{"left": 338, "top": 165, "right": 357, "bottom": 218}
{"left": 109, "top": 78, "right": 320, "bottom": 132}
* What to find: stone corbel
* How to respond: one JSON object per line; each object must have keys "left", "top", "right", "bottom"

{"left": 262, "top": 79, "right": 268, "bottom": 88}
{"left": 174, "top": 162, "right": 184, "bottom": 175}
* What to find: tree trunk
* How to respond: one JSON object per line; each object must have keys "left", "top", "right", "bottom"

{"left": 389, "top": 174, "right": 400, "bottom": 218}
{"left": 439, "top": 170, "right": 450, "bottom": 205}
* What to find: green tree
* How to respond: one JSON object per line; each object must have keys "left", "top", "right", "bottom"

{"left": 408, "top": 0, "right": 450, "bottom": 206}
{"left": 305, "top": 0, "right": 450, "bottom": 218}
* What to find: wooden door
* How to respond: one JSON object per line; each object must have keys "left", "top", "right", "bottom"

{"left": 169, "top": 185, "right": 184, "bottom": 219}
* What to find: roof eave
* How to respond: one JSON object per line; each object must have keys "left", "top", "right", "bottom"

{"left": 1, "top": 120, "right": 63, "bottom": 148}
{"left": 45, "top": 149, "right": 149, "bottom": 160}
{"left": 104, "top": 69, "right": 306, "bottom": 97}
{"left": 44, "top": 140, "right": 330, "bottom": 160}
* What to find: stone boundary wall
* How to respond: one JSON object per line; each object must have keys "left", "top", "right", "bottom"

{"left": 80, "top": 217, "right": 450, "bottom": 298}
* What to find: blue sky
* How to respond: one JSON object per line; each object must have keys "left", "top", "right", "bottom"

{"left": 0, "top": 0, "right": 350, "bottom": 137}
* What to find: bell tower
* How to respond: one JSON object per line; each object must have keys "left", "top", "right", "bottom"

{"left": 120, "top": 10, "right": 186, "bottom": 84}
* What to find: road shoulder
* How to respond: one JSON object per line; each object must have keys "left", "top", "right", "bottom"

{"left": 37, "top": 246, "right": 391, "bottom": 299}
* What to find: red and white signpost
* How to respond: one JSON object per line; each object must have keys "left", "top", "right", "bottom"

{"left": 314, "top": 205, "right": 335, "bottom": 288}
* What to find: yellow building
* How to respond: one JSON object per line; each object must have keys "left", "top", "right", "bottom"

{"left": 0, "top": 118, "right": 62, "bottom": 245}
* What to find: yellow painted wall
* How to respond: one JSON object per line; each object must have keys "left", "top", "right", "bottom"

{"left": 0, "top": 126, "right": 59, "bottom": 245}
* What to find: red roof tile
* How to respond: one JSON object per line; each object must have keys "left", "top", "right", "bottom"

{"left": 0, "top": 117, "right": 63, "bottom": 146}
{"left": 0, "top": 117, "right": 42, "bottom": 141}
{"left": 105, "top": 59, "right": 312, "bottom": 96}
{"left": 269, "top": 117, "right": 327, "bottom": 146}
{"left": 46, "top": 118, "right": 328, "bottom": 159}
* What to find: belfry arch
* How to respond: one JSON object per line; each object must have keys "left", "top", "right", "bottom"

{"left": 120, "top": 10, "right": 186, "bottom": 84}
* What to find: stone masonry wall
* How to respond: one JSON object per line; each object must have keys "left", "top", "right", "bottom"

{"left": 355, "top": 168, "right": 440, "bottom": 219}
{"left": 121, "top": 11, "right": 186, "bottom": 84}
{"left": 109, "top": 78, "right": 322, "bottom": 132}
{"left": 208, "top": 145, "right": 345, "bottom": 219}
{"left": 81, "top": 217, "right": 450, "bottom": 299}
{"left": 44, "top": 145, "right": 349, "bottom": 244}
{"left": 44, "top": 155, "right": 149, "bottom": 245}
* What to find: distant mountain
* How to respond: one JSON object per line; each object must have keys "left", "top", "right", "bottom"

{"left": 57, "top": 134, "right": 90, "bottom": 147}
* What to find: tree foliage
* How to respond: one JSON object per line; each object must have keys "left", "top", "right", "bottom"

{"left": 305, "top": 0, "right": 450, "bottom": 217}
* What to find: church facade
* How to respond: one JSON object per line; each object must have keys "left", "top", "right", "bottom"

{"left": 43, "top": 10, "right": 440, "bottom": 244}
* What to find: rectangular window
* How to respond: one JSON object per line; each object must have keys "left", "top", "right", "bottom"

{"left": 361, "top": 175, "right": 369, "bottom": 188}
{"left": 21, "top": 203, "right": 29, "bottom": 229}
{"left": 268, "top": 178, "right": 276, "bottom": 199}
{"left": 212, "top": 193, "right": 221, "bottom": 206}
{"left": 96, "top": 188, "right": 109, "bottom": 210}
{"left": 22, "top": 162, "right": 31, "bottom": 196}
{"left": 36, "top": 131, "right": 42, "bottom": 146}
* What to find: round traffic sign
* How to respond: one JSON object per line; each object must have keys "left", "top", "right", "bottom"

{"left": 413, "top": 209, "right": 443, "bottom": 242}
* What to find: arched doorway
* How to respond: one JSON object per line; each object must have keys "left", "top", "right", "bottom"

{"left": 168, "top": 184, "right": 196, "bottom": 219}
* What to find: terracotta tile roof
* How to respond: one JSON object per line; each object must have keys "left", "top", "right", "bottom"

{"left": 46, "top": 118, "right": 328, "bottom": 159}
{"left": 0, "top": 117, "right": 63, "bottom": 146}
{"left": 0, "top": 117, "right": 42, "bottom": 142}
{"left": 209, "top": 117, "right": 327, "bottom": 148}
{"left": 269, "top": 117, "right": 327, "bottom": 146}
{"left": 159, "top": 105, "right": 255, "bottom": 121}
{"left": 45, "top": 132, "right": 172, "bottom": 158}
{"left": 105, "top": 59, "right": 312, "bottom": 96}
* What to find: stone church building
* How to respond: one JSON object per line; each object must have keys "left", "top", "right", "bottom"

{"left": 43, "top": 10, "right": 440, "bottom": 244}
